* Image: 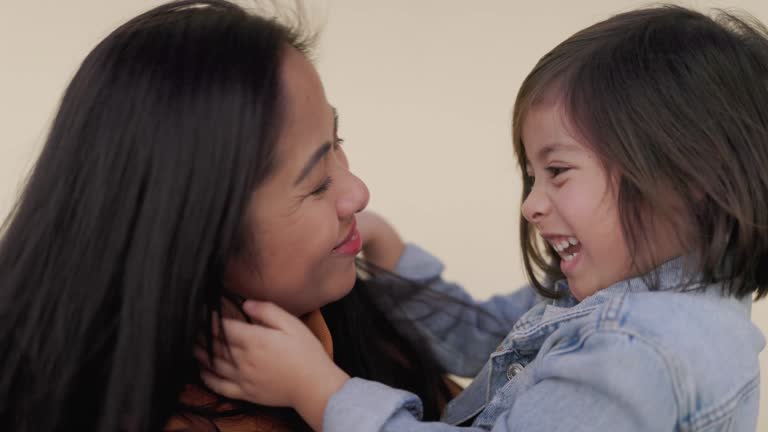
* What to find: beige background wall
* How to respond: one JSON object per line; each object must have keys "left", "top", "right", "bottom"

{"left": 2, "top": 0, "right": 768, "bottom": 429}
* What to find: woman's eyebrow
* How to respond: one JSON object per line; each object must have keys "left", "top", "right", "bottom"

{"left": 293, "top": 106, "right": 338, "bottom": 186}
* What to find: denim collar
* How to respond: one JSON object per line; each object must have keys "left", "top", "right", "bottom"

{"left": 551, "top": 255, "right": 707, "bottom": 308}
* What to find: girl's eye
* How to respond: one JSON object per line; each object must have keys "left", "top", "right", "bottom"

{"left": 310, "top": 177, "right": 333, "bottom": 197}
{"left": 547, "top": 166, "right": 569, "bottom": 178}
{"left": 334, "top": 136, "right": 345, "bottom": 149}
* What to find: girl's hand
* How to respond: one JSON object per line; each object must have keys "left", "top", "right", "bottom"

{"left": 355, "top": 211, "right": 405, "bottom": 271}
{"left": 196, "top": 300, "right": 349, "bottom": 431}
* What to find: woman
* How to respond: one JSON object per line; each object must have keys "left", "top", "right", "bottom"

{"left": 0, "top": 1, "right": 460, "bottom": 431}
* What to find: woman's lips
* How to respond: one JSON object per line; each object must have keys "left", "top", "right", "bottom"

{"left": 332, "top": 220, "right": 362, "bottom": 255}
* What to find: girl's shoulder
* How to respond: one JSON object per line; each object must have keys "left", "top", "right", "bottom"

{"left": 593, "top": 290, "right": 763, "bottom": 406}
{"left": 592, "top": 288, "right": 761, "bottom": 355}
{"left": 614, "top": 289, "right": 756, "bottom": 340}
{"left": 596, "top": 290, "right": 763, "bottom": 429}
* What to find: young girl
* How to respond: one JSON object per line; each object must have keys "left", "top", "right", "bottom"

{"left": 199, "top": 6, "right": 768, "bottom": 431}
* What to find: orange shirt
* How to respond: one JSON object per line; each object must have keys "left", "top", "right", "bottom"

{"left": 164, "top": 310, "right": 332, "bottom": 432}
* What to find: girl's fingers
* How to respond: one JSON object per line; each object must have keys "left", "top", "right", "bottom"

{"left": 211, "top": 312, "right": 222, "bottom": 339}
{"left": 194, "top": 347, "right": 240, "bottom": 379}
{"left": 200, "top": 369, "right": 244, "bottom": 400}
{"left": 206, "top": 302, "right": 302, "bottom": 349}
{"left": 194, "top": 346, "right": 209, "bottom": 366}
{"left": 242, "top": 300, "right": 302, "bottom": 332}
{"left": 219, "top": 316, "right": 277, "bottom": 348}
{"left": 210, "top": 337, "right": 238, "bottom": 362}
{"left": 195, "top": 338, "right": 228, "bottom": 363}
{"left": 197, "top": 311, "right": 225, "bottom": 347}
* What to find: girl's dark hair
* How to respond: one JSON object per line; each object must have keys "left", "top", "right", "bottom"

{"left": 513, "top": 5, "right": 768, "bottom": 299}
{"left": 0, "top": 1, "right": 456, "bottom": 431}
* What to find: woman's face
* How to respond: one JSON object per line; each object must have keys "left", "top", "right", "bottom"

{"left": 226, "top": 47, "right": 369, "bottom": 316}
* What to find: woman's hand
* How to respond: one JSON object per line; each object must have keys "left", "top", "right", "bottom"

{"left": 355, "top": 211, "right": 405, "bottom": 271}
{"left": 197, "top": 300, "right": 349, "bottom": 431}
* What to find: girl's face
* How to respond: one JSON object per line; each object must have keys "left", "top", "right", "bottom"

{"left": 226, "top": 47, "right": 369, "bottom": 316}
{"left": 521, "top": 102, "right": 686, "bottom": 300}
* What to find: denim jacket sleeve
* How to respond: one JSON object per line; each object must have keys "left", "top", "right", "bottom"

{"left": 323, "top": 329, "right": 679, "bottom": 432}
{"left": 367, "top": 243, "right": 539, "bottom": 376}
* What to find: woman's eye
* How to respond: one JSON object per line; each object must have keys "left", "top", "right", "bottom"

{"left": 310, "top": 177, "right": 333, "bottom": 196}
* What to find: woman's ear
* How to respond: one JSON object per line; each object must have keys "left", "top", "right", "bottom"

{"left": 689, "top": 185, "right": 706, "bottom": 203}
{"left": 221, "top": 256, "right": 254, "bottom": 321}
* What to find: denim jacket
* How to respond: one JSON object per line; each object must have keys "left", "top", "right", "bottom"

{"left": 324, "top": 244, "right": 765, "bottom": 432}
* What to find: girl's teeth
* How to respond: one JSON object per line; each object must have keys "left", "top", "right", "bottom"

{"left": 550, "top": 237, "right": 579, "bottom": 252}
{"left": 563, "top": 252, "right": 580, "bottom": 262}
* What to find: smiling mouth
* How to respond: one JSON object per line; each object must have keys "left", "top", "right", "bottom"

{"left": 545, "top": 235, "right": 582, "bottom": 261}
{"left": 334, "top": 219, "right": 357, "bottom": 250}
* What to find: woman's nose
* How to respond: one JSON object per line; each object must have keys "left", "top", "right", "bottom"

{"left": 337, "top": 170, "right": 370, "bottom": 218}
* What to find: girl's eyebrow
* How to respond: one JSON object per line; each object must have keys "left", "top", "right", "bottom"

{"left": 526, "top": 141, "right": 577, "bottom": 166}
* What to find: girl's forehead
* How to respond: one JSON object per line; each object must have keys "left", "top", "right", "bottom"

{"left": 522, "top": 105, "right": 585, "bottom": 148}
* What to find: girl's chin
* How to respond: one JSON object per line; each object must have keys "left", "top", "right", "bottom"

{"left": 566, "top": 279, "right": 589, "bottom": 301}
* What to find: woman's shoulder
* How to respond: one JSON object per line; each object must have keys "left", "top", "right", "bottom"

{"left": 164, "top": 384, "right": 308, "bottom": 432}
{"left": 164, "top": 414, "right": 297, "bottom": 432}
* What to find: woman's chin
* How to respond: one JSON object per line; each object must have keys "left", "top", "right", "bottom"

{"left": 318, "top": 270, "right": 358, "bottom": 308}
